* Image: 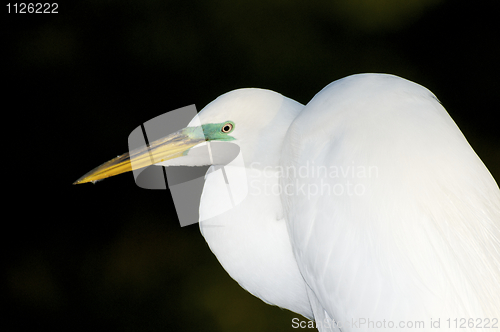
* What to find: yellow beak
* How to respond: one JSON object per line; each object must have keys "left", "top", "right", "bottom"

{"left": 73, "top": 128, "right": 206, "bottom": 185}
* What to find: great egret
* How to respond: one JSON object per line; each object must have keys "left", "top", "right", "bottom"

{"left": 75, "top": 74, "right": 500, "bottom": 331}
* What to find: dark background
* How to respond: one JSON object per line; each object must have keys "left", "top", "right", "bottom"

{"left": 3, "top": 1, "right": 499, "bottom": 331}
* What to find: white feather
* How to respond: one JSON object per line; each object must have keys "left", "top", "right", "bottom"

{"left": 195, "top": 74, "right": 500, "bottom": 331}
{"left": 281, "top": 74, "right": 500, "bottom": 331}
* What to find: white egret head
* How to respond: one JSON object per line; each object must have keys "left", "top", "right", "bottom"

{"left": 73, "top": 88, "right": 302, "bottom": 184}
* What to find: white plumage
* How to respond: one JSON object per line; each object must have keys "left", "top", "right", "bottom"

{"left": 76, "top": 73, "right": 500, "bottom": 331}
{"left": 281, "top": 74, "right": 500, "bottom": 330}
{"left": 198, "top": 74, "right": 500, "bottom": 331}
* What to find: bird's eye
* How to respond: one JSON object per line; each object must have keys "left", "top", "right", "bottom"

{"left": 221, "top": 122, "right": 234, "bottom": 133}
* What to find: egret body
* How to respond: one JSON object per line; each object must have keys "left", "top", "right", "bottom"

{"left": 75, "top": 74, "right": 500, "bottom": 331}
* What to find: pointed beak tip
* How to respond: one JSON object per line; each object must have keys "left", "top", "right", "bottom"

{"left": 73, "top": 128, "right": 204, "bottom": 187}
{"left": 72, "top": 177, "right": 88, "bottom": 185}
